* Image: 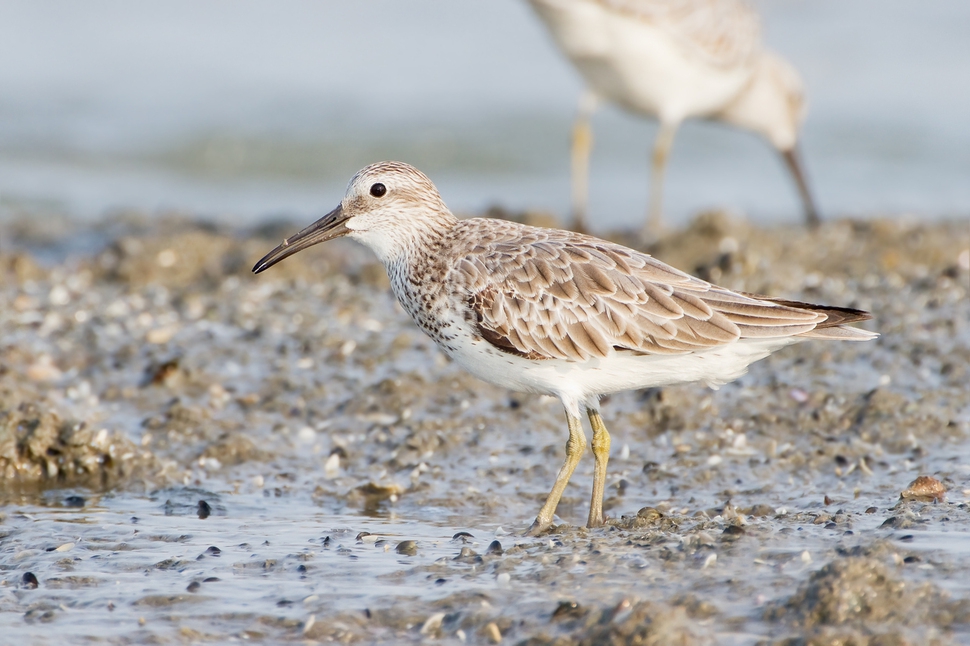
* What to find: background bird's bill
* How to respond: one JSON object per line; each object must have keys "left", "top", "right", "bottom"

{"left": 781, "top": 146, "right": 821, "bottom": 227}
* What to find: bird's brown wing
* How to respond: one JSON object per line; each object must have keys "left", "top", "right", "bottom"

{"left": 598, "top": 0, "right": 761, "bottom": 68}
{"left": 450, "top": 221, "right": 838, "bottom": 363}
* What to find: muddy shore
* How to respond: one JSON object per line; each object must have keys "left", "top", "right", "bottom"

{"left": 1, "top": 210, "right": 968, "bottom": 644}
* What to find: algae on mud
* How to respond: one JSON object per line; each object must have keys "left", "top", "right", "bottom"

{"left": 0, "top": 211, "right": 968, "bottom": 644}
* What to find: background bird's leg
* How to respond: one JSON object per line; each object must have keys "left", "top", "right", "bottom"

{"left": 528, "top": 411, "right": 586, "bottom": 535}
{"left": 781, "top": 145, "right": 821, "bottom": 228}
{"left": 570, "top": 91, "right": 598, "bottom": 233}
{"left": 643, "top": 121, "right": 679, "bottom": 240}
{"left": 586, "top": 408, "right": 611, "bottom": 528}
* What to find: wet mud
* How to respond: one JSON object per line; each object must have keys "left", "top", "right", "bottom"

{"left": 1, "top": 210, "right": 968, "bottom": 644}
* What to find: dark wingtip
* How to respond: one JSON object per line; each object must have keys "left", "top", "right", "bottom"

{"left": 756, "top": 296, "right": 873, "bottom": 328}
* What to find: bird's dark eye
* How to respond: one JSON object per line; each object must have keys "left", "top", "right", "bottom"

{"left": 370, "top": 183, "right": 386, "bottom": 198}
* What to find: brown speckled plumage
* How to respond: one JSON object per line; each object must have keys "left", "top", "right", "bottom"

{"left": 389, "top": 217, "right": 871, "bottom": 364}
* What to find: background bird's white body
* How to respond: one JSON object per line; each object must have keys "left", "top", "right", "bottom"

{"left": 529, "top": 0, "right": 756, "bottom": 124}
{"left": 528, "top": 0, "right": 815, "bottom": 233}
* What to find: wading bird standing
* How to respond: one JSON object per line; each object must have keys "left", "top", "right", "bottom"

{"left": 254, "top": 162, "right": 872, "bottom": 534}
{"left": 528, "top": 0, "right": 820, "bottom": 236}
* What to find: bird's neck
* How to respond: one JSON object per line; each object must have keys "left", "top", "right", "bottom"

{"left": 361, "top": 209, "right": 459, "bottom": 270}
{"left": 382, "top": 215, "right": 459, "bottom": 320}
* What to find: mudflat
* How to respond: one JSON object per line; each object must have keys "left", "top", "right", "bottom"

{"left": 1, "top": 211, "right": 968, "bottom": 644}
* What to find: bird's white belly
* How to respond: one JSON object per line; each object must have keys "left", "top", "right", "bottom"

{"left": 439, "top": 313, "right": 797, "bottom": 404}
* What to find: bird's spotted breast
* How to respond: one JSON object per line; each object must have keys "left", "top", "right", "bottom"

{"left": 388, "top": 246, "right": 465, "bottom": 351}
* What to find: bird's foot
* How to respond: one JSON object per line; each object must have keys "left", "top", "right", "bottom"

{"left": 525, "top": 518, "right": 554, "bottom": 537}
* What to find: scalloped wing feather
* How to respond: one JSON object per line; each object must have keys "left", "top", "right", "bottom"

{"left": 451, "top": 220, "right": 873, "bottom": 362}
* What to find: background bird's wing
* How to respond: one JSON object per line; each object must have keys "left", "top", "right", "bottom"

{"left": 597, "top": 0, "right": 761, "bottom": 67}
{"left": 453, "top": 222, "right": 833, "bottom": 362}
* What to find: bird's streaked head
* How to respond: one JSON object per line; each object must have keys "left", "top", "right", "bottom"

{"left": 253, "top": 161, "right": 456, "bottom": 273}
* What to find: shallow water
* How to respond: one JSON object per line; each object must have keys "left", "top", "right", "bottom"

{"left": 3, "top": 479, "right": 968, "bottom": 643}
{"left": 0, "top": 490, "right": 502, "bottom": 643}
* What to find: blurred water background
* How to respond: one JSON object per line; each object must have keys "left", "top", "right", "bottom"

{"left": 0, "top": 0, "right": 968, "bottom": 230}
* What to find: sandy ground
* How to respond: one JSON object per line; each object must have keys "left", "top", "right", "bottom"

{"left": 1, "top": 210, "right": 969, "bottom": 644}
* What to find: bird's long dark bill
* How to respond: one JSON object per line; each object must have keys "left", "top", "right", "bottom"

{"left": 252, "top": 204, "right": 349, "bottom": 274}
{"left": 781, "top": 146, "right": 821, "bottom": 228}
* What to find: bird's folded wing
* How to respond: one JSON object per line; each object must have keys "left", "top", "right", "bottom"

{"left": 598, "top": 0, "right": 761, "bottom": 68}
{"left": 454, "top": 228, "right": 848, "bottom": 362}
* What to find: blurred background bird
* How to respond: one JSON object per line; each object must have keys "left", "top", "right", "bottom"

{"left": 1, "top": 2, "right": 966, "bottom": 233}
{"left": 528, "top": 0, "right": 820, "bottom": 237}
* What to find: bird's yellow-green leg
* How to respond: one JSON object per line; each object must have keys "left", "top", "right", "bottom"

{"left": 570, "top": 91, "right": 598, "bottom": 233}
{"left": 587, "top": 409, "right": 611, "bottom": 528}
{"left": 644, "top": 120, "right": 680, "bottom": 240}
{"left": 528, "top": 412, "right": 587, "bottom": 536}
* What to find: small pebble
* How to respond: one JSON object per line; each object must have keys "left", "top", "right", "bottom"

{"left": 323, "top": 452, "right": 340, "bottom": 478}
{"left": 419, "top": 612, "right": 445, "bottom": 635}
{"left": 454, "top": 547, "right": 482, "bottom": 563}
{"left": 396, "top": 540, "right": 418, "bottom": 556}
{"left": 865, "top": 506, "right": 877, "bottom": 514}
{"left": 452, "top": 531, "right": 474, "bottom": 542}
{"left": 205, "top": 546, "right": 221, "bottom": 556}
{"left": 552, "top": 600, "right": 582, "bottom": 619}
{"left": 197, "top": 500, "right": 212, "bottom": 519}
{"left": 636, "top": 507, "right": 663, "bottom": 521}
{"left": 186, "top": 581, "right": 201, "bottom": 593}
{"left": 748, "top": 503, "right": 774, "bottom": 517}
{"left": 64, "top": 495, "right": 86, "bottom": 508}
{"left": 485, "top": 621, "right": 502, "bottom": 643}
{"left": 22, "top": 572, "right": 39, "bottom": 589}
{"left": 486, "top": 540, "right": 503, "bottom": 555}
{"left": 900, "top": 475, "right": 946, "bottom": 502}
{"left": 721, "top": 525, "right": 745, "bottom": 540}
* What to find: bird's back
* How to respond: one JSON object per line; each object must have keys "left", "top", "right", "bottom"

{"left": 433, "top": 218, "right": 874, "bottom": 363}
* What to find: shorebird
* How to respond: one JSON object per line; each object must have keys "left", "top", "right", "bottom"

{"left": 253, "top": 161, "right": 874, "bottom": 535}
{"left": 528, "top": 0, "right": 820, "bottom": 236}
